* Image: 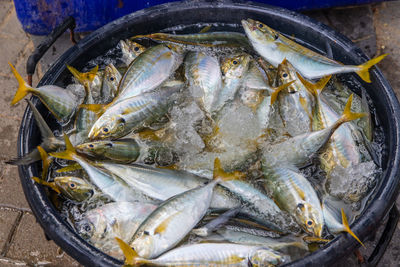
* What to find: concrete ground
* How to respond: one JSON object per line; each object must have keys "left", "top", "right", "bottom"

{"left": 0, "top": 0, "right": 399, "bottom": 266}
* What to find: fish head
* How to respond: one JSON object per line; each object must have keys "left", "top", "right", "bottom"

{"left": 103, "top": 64, "right": 120, "bottom": 89}
{"left": 89, "top": 114, "right": 126, "bottom": 140}
{"left": 54, "top": 176, "right": 93, "bottom": 202}
{"left": 221, "top": 53, "right": 251, "bottom": 79}
{"left": 127, "top": 40, "right": 147, "bottom": 57}
{"left": 249, "top": 248, "right": 289, "bottom": 266}
{"left": 76, "top": 218, "right": 97, "bottom": 240}
{"left": 296, "top": 202, "right": 324, "bottom": 237}
{"left": 277, "top": 59, "right": 297, "bottom": 92}
{"left": 76, "top": 141, "right": 111, "bottom": 157}
{"left": 241, "top": 19, "right": 279, "bottom": 44}
{"left": 132, "top": 230, "right": 155, "bottom": 258}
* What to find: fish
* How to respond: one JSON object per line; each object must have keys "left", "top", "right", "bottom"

{"left": 132, "top": 31, "right": 251, "bottom": 48}
{"left": 128, "top": 175, "right": 220, "bottom": 258}
{"left": 211, "top": 53, "right": 251, "bottom": 114}
{"left": 9, "top": 63, "right": 80, "bottom": 122}
{"left": 262, "top": 94, "right": 366, "bottom": 168}
{"left": 118, "top": 238, "right": 289, "bottom": 266}
{"left": 76, "top": 139, "right": 140, "bottom": 163}
{"left": 261, "top": 165, "right": 324, "bottom": 237}
{"left": 33, "top": 176, "right": 94, "bottom": 202}
{"left": 49, "top": 134, "right": 155, "bottom": 203}
{"left": 184, "top": 51, "right": 222, "bottom": 114}
{"left": 119, "top": 39, "right": 147, "bottom": 66}
{"left": 6, "top": 99, "right": 64, "bottom": 165}
{"left": 241, "top": 19, "right": 387, "bottom": 83}
{"left": 322, "top": 198, "right": 364, "bottom": 246}
{"left": 76, "top": 201, "right": 157, "bottom": 259}
{"left": 87, "top": 83, "right": 182, "bottom": 140}
{"left": 298, "top": 74, "right": 363, "bottom": 176}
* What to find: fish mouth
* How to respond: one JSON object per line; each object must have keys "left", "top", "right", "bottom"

{"left": 241, "top": 19, "right": 256, "bottom": 32}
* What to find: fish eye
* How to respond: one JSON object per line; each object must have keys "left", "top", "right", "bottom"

{"left": 274, "top": 33, "right": 279, "bottom": 40}
{"left": 232, "top": 60, "right": 238, "bottom": 65}
{"left": 258, "top": 23, "right": 263, "bottom": 28}
{"left": 69, "top": 182, "right": 76, "bottom": 189}
{"left": 307, "top": 220, "right": 314, "bottom": 226}
{"left": 110, "top": 77, "right": 115, "bottom": 81}
{"left": 88, "top": 144, "right": 94, "bottom": 148}
{"left": 102, "top": 127, "right": 109, "bottom": 133}
{"left": 134, "top": 46, "right": 140, "bottom": 52}
{"left": 297, "top": 203, "right": 304, "bottom": 210}
{"left": 282, "top": 73, "right": 288, "bottom": 78}
{"left": 84, "top": 224, "right": 92, "bottom": 232}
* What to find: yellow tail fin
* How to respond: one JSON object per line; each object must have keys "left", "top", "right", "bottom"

{"left": 37, "top": 146, "right": 52, "bottom": 180}
{"left": 115, "top": 237, "right": 146, "bottom": 266}
{"left": 32, "top": 177, "right": 61, "bottom": 194}
{"left": 355, "top": 54, "right": 387, "bottom": 83}
{"left": 79, "top": 104, "right": 106, "bottom": 116}
{"left": 296, "top": 72, "right": 332, "bottom": 97}
{"left": 270, "top": 80, "right": 296, "bottom": 105}
{"left": 341, "top": 208, "right": 365, "bottom": 247}
{"left": 67, "top": 65, "right": 99, "bottom": 87}
{"left": 49, "top": 134, "right": 77, "bottom": 161}
{"left": 56, "top": 163, "right": 82, "bottom": 173}
{"left": 213, "top": 158, "right": 245, "bottom": 181}
{"left": 9, "top": 62, "right": 34, "bottom": 105}
{"left": 339, "top": 94, "right": 367, "bottom": 124}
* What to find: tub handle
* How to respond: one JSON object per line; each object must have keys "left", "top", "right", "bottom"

{"left": 26, "top": 16, "right": 76, "bottom": 86}
{"left": 366, "top": 204, "right": 399, "bottom": 266}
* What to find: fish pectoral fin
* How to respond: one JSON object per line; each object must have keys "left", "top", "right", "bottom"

{"left": 154, "top": 211, "right": 182, "bottom": 235}
{"left": 289, "top": 177, "right": 306, "bottom": 200}
{"left": 32, "top": 177, "right": 61, "bottom": 194}
{"left": 341, "top": 208, "right": 365, "bottom": 247}
{"left": 56, "top": 163, "right": 82, "bottom": 173}
{"left": 270, "top": 80, "right": 295, "bottom": 105}
{"left": 9, "top": 62, "right": 34, "bottom": 105}
{"left": 213, "top": 158, "right": 245, "bottom": 181}
{"left": 37, "top": 146, "right": 52, "bottom": 180}
{"left": 356, "top": 54, "right": 387, "bottom": 83}
{"left": 115, "top": 237, "right": 146, "bottom": 266}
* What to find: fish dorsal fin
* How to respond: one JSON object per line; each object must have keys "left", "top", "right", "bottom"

{"left": 56, "top": 163, "right": 82, "bottom": 173}
{"left": 37, "top": 146, "right": 52, "bottom": 180}
{"left": 341, "top": 208, "right": 365, "bottom": 247}
{"left": 49, "top": 134, "right": 77, "bottom": 161}
{"left": 154, "top": 211, "right": 181, "bottom": 234}
{"left": 213, "top": 158, "right": 244, "bottom": 181}
{"left": 32, "top": 177, "right": 61, "bottom": 194}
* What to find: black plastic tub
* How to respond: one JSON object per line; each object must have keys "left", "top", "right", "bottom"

{"left": 17, "top": 1, "right": 400, "bottom": 266}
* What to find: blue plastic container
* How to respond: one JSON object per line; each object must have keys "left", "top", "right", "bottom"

{"left": 14, "top": 0, "right": 384, "bottom": 35}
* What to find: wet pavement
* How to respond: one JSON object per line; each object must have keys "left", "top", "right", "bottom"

{"left": 0, "top": 0, "right": 399, "bottom": 266}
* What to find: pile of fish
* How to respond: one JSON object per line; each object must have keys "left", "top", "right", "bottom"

{"left": 7, "top": 18, "right": 386, "bottom": 266}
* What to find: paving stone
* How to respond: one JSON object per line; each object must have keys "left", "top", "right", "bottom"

{"left": 6, "top": 213, "right": 80, "bottom": 266}
{"left": 0, "top": 208, "right": 19, "bottom": 253}
{"left": 0, "top": 1, "right": 12, "bottom": 24}
{"left": 0, "top": 256, "right": 27, "bottom": 266}
{"left": 0, "top": 7, "right": 29, "bottom": 40}
{"left": 373, "top": 1, "right": 400, "bottom": 99}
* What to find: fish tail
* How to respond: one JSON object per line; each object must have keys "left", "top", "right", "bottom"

{"left": 67, "top": 65, "right": 99, "bottom": 86}
{"left": 9, "top": 62, "right": 33, "bottom": 105}
{"left": 56, "top": 163, "right": 82, "bottom": 173}
{"left": 213, "top": 158, "right": 245, "bottom": 181}
{"left": 49, "top": 134, "right": 77, "bottom": 161}
{"left": 341, "top": 208, "right": 365, "bottom": 247}
{"left": 296, "top": 72, "right": 332, "bottom": 97}
{"left": 270, "top": 80, "right": 295, "bottom": 105}
{"left": 32, "top": 177, "right": 61, "bottom": 194}
{"left": 339, "top": 94, "right": 367, "bottom": 125}
{"left": 356, "top": 54, "right": 387, "bottom": 83}
{"left": 5, "top": 149, "right": 41, "bottom": 165}
{"left": 37, "top": 146, "right": 52, "bottom": 180}
{"left": 115, "top": 237, "right": 147, "bottom": 265}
